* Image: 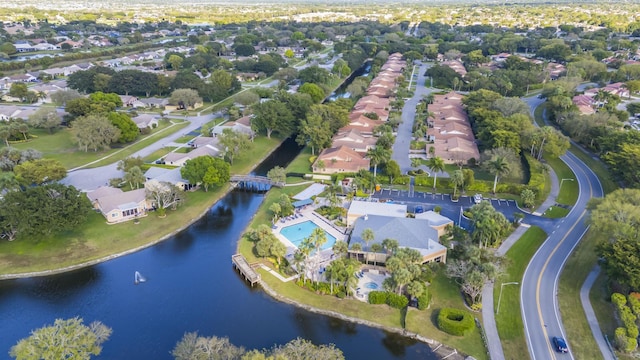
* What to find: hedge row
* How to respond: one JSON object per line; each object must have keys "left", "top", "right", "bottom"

{"left": 417, "top": 288, "right": 432, "bottom": 310}
{"left": 524, "top": 154, "right": 546, "bottom": 196}
{"left": 437, "top": 308, "right": 475, "bottom": 336}
{"left": 612, "top": 292, "right": 640, "bottom": 352}
{"left": 368, "top": 291, "right": 409, "bottom": 309}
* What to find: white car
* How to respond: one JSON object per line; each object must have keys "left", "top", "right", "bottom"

{"left": 474, "top": 194, "right": 483, "bottom": 204}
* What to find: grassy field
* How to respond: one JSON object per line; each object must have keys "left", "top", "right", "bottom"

{"left": 542, "top": 206, "right": 570, "bottom": 218}
{"left": 285, "top": 146, "right": 313, "bottom": 174}
{"left": 0, "top": 187, "right": 227, "bottom": 275}
{"left": 494, "top": 226, "right": 547, "bottom": 360}
{"left": 568, "top": 144, "right": 617, "bottom": 195}
{"left": 11, "top": 119, "right": 189, "bottom": 169}
{"left": 544, "top": 155, "right": 578, "bottom": 206}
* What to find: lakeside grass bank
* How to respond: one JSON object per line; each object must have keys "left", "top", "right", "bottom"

{"left": 0, "top": 136, "right": 282, "bottom": 277}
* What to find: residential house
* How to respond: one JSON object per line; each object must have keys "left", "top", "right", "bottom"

{"left": 119, "top": 95, "right": 139, "bottom": 107}
{"left": 164, "top": 143, "right": 221, "bottom": 167}
{"left": 132, "top": 114, "right": 160, "bottom": 129}
{"left": 349, "top": 214, "right": 448, "bottom": 264}
{"left": 312, "top": 146, "right": 370, "bottom": 174}
{"left": 572, "top": 95, "right": 596, "bottom": 115}
{"left": 212, "top": 115, "right": 254, "bottom": 138}
{"left": 331, "top": 129, "right": 377, "bottom": 154}
{"left": 138, "top": 97, "right": 169, "bottom": 109}
{"left": 442, "top": 59, "right": 467, "bottom": 77}
{"left": 432, "top": 137, "right": 480, "bottom": 164}
{"left": 584, "top": 82, "right": 630, "bottom": 99}
{"left": 87, "top": 187, "right": 149, "bottom": 224}
{"left": 144, "top": 167, "right": 192, "bottom": 190}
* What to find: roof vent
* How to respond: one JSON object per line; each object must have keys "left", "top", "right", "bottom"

{"left": 364, "top": 214, "right": 368, "bottom": 221}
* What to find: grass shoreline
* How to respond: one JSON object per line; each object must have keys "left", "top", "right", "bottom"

{"left": 0, "top": 136, "right": 283, "bottom": 279}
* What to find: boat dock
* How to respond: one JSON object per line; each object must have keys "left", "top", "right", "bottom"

{"left": 231, "top": 254, "right": 260, "bottom": 286}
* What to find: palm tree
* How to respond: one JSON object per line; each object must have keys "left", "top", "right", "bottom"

{"left": 361, "top": 228, "right": 375, "bottom": 264}
{"left": 427, "top": 156, "right": 445, "bottom": 189}
{"left": 370, "top": 243, "right": 382, "bottom": 266}
{"left": 486, "top": 156, "right": 510, "bottom": 193}
{"left": 332, "top": 241, "right": 348, "bottom": 258}
{"left": 451, "top": 169, "right": 464, "bottom": 199}
{"left": 367, "top": 146, "right": 391, "bottom": 179}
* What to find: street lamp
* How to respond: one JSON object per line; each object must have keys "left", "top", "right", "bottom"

{"left": 497, "top": 282, "right": 519, "bottom": 314}
{"left": 560, "top": 178, "right": 575, "bottom": 189}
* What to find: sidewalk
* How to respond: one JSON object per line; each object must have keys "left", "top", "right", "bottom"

{"left": 581, "top": 266, "right": 616, "bottom": 360}
{"left": 481, "top": 223, "right": 531, "bottom": 360}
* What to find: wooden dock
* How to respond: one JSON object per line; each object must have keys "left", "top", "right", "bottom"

{"left": 231, "top": 254, "right": 260, "bottom": 286}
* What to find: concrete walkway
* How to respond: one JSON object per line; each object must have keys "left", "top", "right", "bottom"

{"left": 581, "top": 265, "right": 616, "bottom": 360}
{"left": 481, "top": 223, "right": 531, "bottom": 360}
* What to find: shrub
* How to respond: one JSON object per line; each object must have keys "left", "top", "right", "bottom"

{"left": 368, "top": 291, "right": 389, "bottom": 305}
{"left": 437, "top": 308, "right": 475, "bottom": 336}
{"left": 612, "top": 292, "right": 627, "bottom": 308}
{"left": 628, "top": 295, "right": 640, "bottom": 317}
{"left": 336, "top": 290, "right": 346, "bottom": 299}
{"left": 417, "top": 289, "right": 432, "bottom": 310}
{"left": 434, "top": 206, "right": 442, "bottom": 213}
{"left": 386, "top": 293, "right": 409, "bottom": 309}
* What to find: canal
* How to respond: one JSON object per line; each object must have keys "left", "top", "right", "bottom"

{"left": 0, "top": 81, "right": 437, "bottom": 360}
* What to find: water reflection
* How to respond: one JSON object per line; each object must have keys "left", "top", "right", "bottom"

{"left": 0, "top": 120, "right": 437, "bottom": 360}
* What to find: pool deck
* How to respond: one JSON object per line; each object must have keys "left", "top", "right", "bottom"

{"left": 354, "top": 268, "right": 389, "bottom": 302}
{"left": 272, "top": 206, "right": 347, "bottom": 258}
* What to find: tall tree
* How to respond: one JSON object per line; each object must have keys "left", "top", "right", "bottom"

{"left": 251, "top": 100, "right": 294, "bottom": 138}
{"left": 123, "top": 166, "right": 145, "bottom": 189}
{"left": 427, "top": 156, "right": 445, "bottom": 189}
{"left": 296, "top": 114, "right": 331, "bottom": 155}
{"left": 71, "top": 114, "right": 120, "bottom": 152}
{"left": 0, "top": 183, "right": 91, "bottom": 238}
{"left": 28, "top": 107, "right": 62, "bottom": 134}
{"left": 218, "top": 128, "right": 251, "bottom": 165}
{"left": 10, "top": 317, "right": 111, "bottom": 360}
{"left": 484, "top": 155, "right": 510, "bottom": 193}
{"left": 169, "top": 88, "right": 202, "bottom": 110}
{"left": 13, "top": 159, "right": 66, "bottom": 186}
{"left": 451, "top": 169, "right": 464, "bottom": 198}
{"left": 366, "top": 146, "right": 391, "bottom": 179}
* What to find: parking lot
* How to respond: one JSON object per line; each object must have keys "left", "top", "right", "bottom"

{"left": 371, "top": 188, "right": 555, "bottom": 231}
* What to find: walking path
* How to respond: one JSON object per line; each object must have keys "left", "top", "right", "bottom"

{"left": 532, "top": 166, "right": 560, "bottom": 216}
{"left": 581, "top": 266, "right": 616, "bottom": 360}
{"left": 481, "top": 223, "right": 531, "bottom": 360}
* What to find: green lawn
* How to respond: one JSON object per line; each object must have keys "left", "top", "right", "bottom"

{"left": 494, "top": 226, "right": 547, "bottom": 360}
{"left": 542, "top": 206, "right": 570, "bottom": 218}
{"left": 11, "top": 119, "right": 188, "bottom": 169}
{"left": 0, "top": 187, "right": 229, "bottom": 275}
{"left": 544, "top": 155, "right": 578, "bottom": 206}
{"left": 174, "top": 135, "right": 197, "bottom": 143}
{"left": 286, "top": 146, "right": 314, "bottom": 174}
{"left": 143, "top": 147, "right": 176, "bottom": 163}
{"left": 405, "top": 274, "right": 488, "bottom": 360}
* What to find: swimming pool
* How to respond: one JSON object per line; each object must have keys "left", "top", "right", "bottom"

{"left": 280, "top": 220, "right": 337, "bottom": 250}
{"left": 364, "top": 282, "right": 379, "bottom": 290}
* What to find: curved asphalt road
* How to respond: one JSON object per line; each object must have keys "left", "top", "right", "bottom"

{"left": 521, "top": 148, "right": 604, "bottom": 359}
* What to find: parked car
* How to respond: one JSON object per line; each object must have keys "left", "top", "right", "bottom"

{"left": 473, "top": 193, "right": 483, "bottom": 204}
{"left": 552, "top": 337, "right": 568, "bottom": 353}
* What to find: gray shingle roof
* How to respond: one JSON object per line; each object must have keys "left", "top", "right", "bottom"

{"left": 350, "top": 215, "right": 439, "bottom": 251}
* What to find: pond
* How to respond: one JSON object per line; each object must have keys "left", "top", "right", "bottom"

{"left": 0, "top": 138, "right": 437, "bottom": 359}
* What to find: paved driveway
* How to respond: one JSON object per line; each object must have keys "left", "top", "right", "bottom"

{"left": 62, "top": 112, "right": 221, "bottom": 191}
{"left": 391, "top": 61, "right": 440, "bottom": 175}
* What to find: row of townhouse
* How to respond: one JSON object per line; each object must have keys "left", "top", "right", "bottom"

{"left": 426, "top": 92, "right": 480, "bottom": 165}
{"left": 312, "top": 53, "right": 407, "bottom": 174}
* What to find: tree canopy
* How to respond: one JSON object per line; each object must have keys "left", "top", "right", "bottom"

{"left": 10, "top": 317, "right": 111, "bottom": 360}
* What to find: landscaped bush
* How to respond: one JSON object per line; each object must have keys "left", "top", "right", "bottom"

{"left": 417, "top": 289, "right": 432, "bottom": 310}
{"left": 392, "top": 175, "right": 411, "bottom": 185}
{"left": 467, "top": 181, "right": 490, "bottom": 193}
{"left": 386, "top": 293, "right": 409, "bottom": 309}
{"left": 368, "top": 291, "right": 388, "bottom": 304}
{"left": 437, "top": 308, "right": 475, "bottom": 336}
{"left": 525, "top": 154, "right": 545, "bottom": 196}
